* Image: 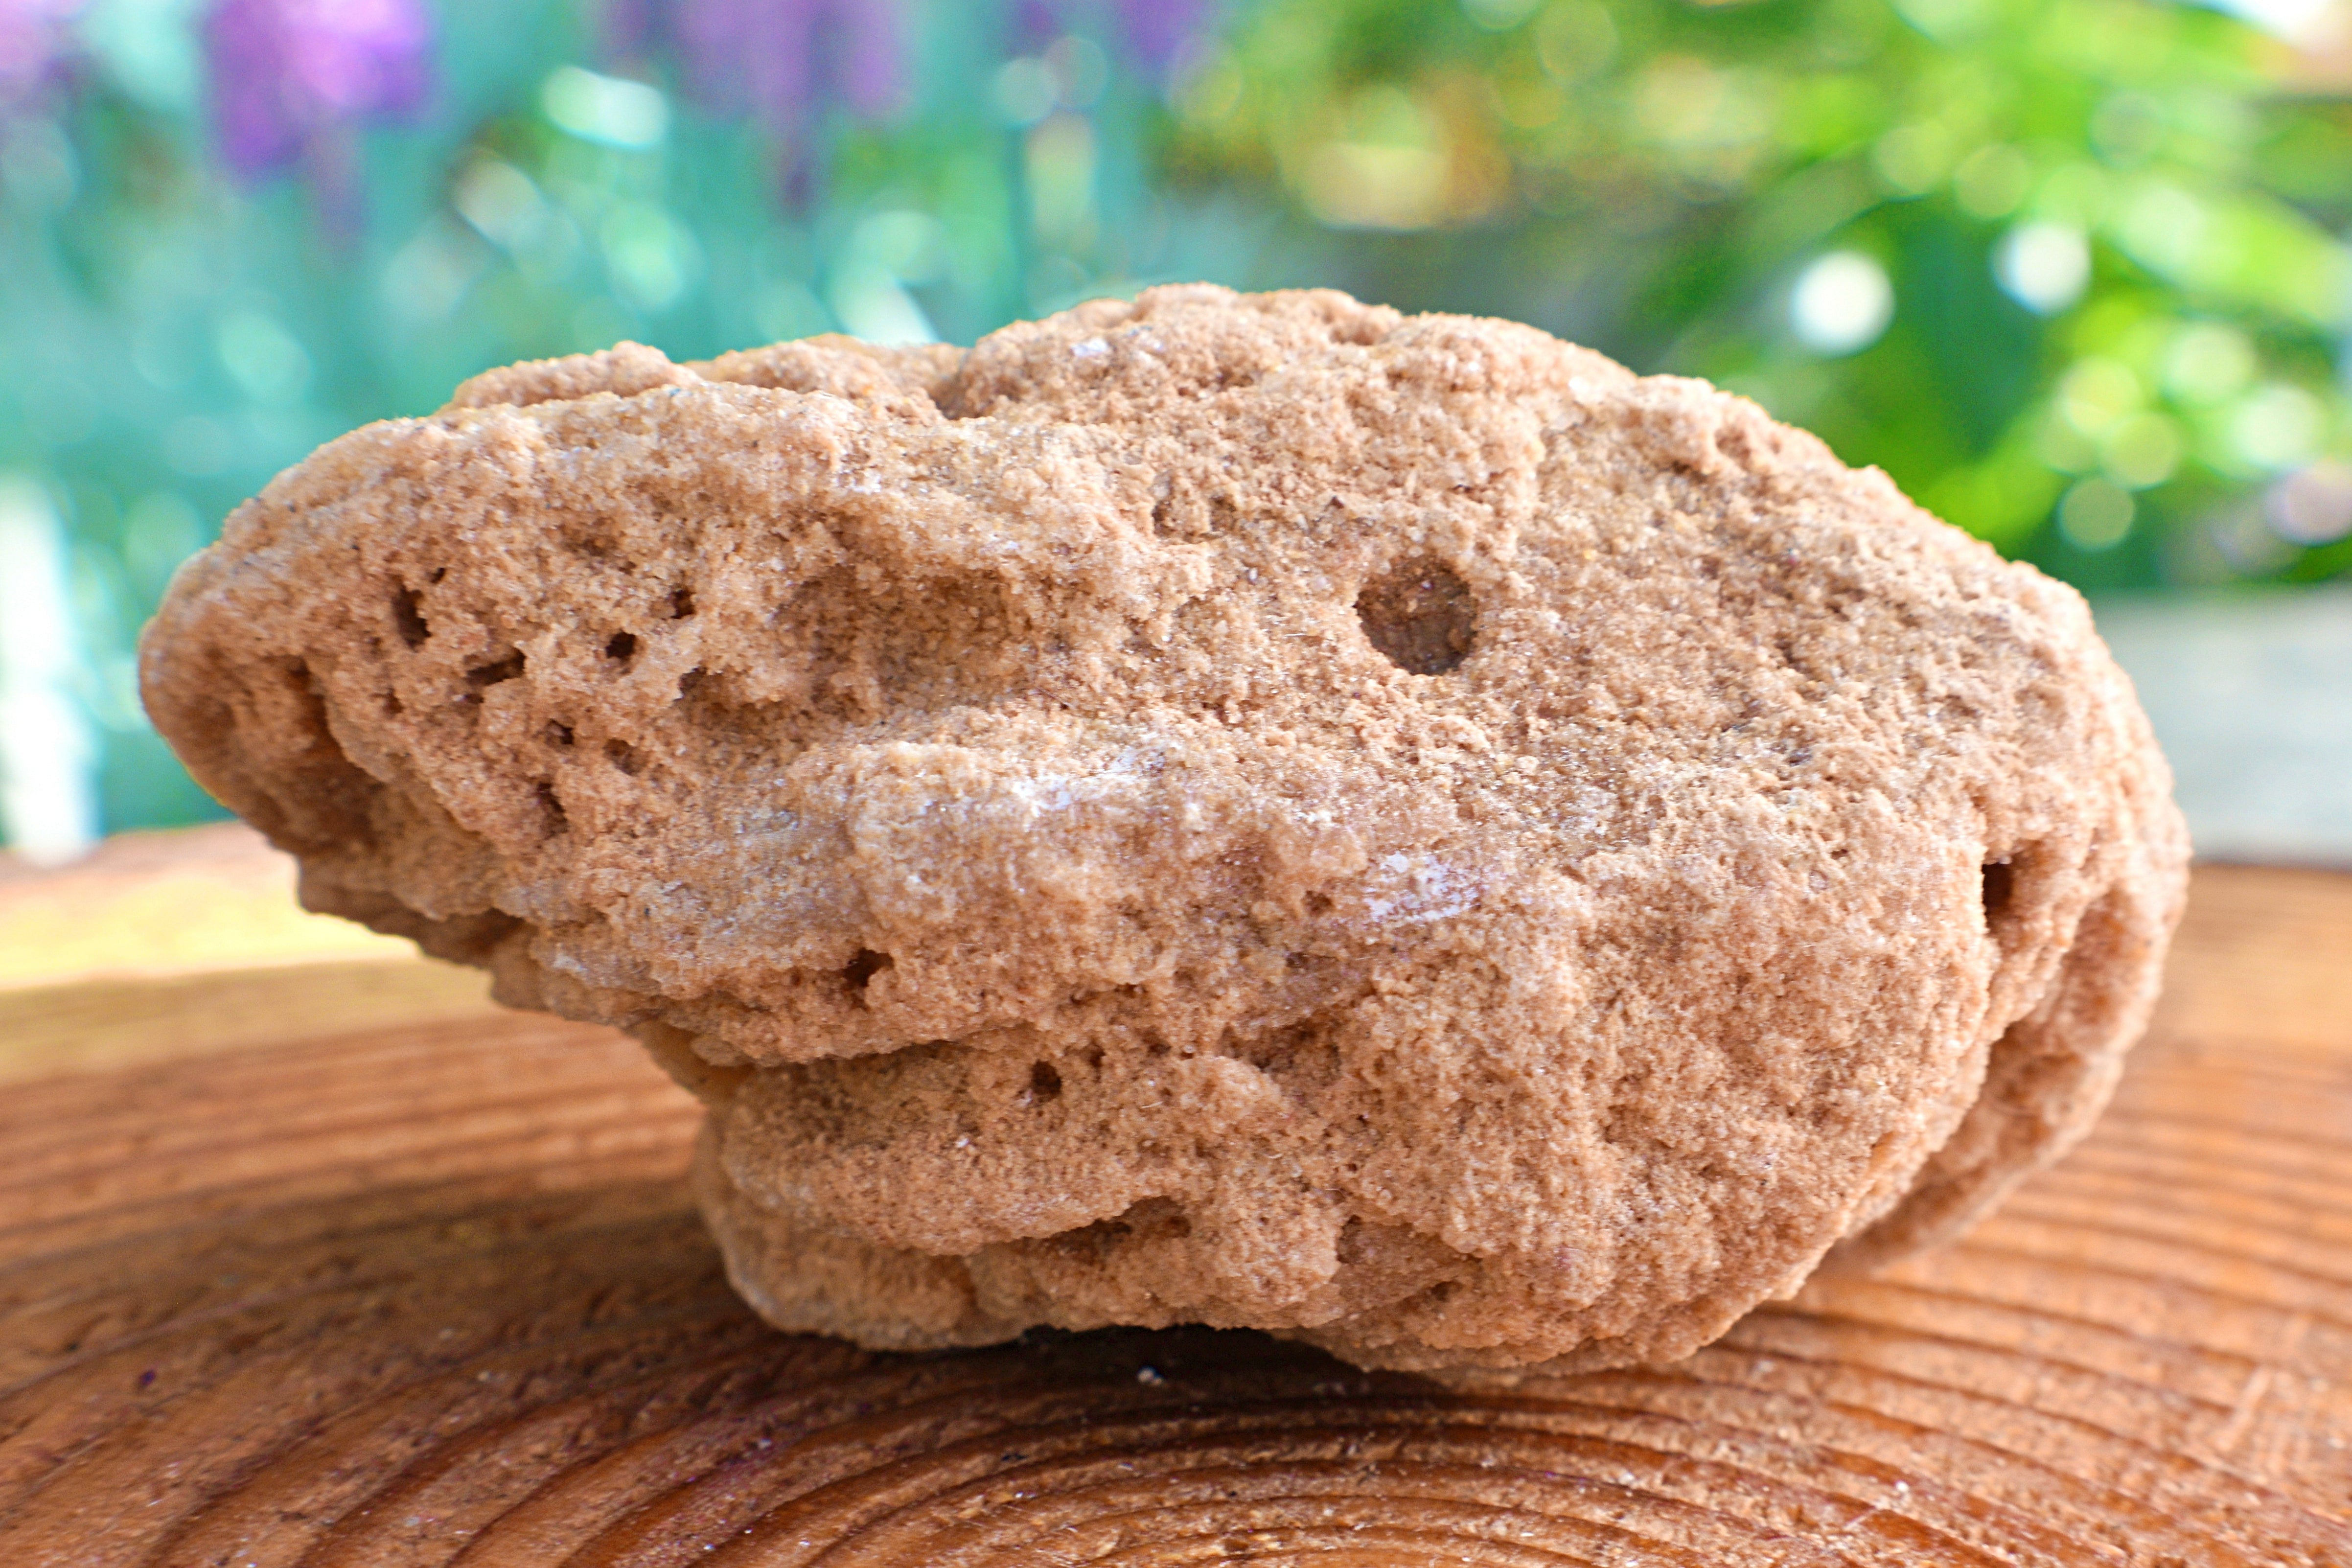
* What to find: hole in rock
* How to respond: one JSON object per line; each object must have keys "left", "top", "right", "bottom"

{"left": 1981, "top": 853, "right": 2031, "bottom": 953}
{"left": 842, "top": 948, "right": 893, "bottom": 996}
{"left": 1027, "top": 1061, "right": 1063, "bottom": 1105}
{"left": 603, "top": 738, "right": 641, "bottom": 776}
{"left": 605, "top": 631, "right": 638, "bottom": 664}
{"left": 669, "top": 586, "right": 696, "bottom": 619}
{"left": 392, "top": 587, "right": 429, "bottom": 649}
{"left": 1981, "top": 859, "right": 2015, "bottom": 924}
{"left": 533, "top": 780, "right": 568, "bottom": 836}
{"left": 1038, "top": 1198, "right": 1190, "bottom": 1262}
{"left": 1357, "top": 557, "right": 1476, "bottom": 675}
{"left": 546, "top": 721, "right": 574, "bottom": 748}
{"left": 1233, "top": 1015, "right": 1344, "bottom": 1098}
{"left": 464, "top": 651, "right": 525, "bottom": 691}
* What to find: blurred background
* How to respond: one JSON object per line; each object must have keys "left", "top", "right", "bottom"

{"left": 1, "top": 0, "right": 2347, "bottom": 867}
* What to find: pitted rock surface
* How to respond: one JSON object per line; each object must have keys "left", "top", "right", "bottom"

{"left": 141, "top": 286, "right": 2189, "bottom": 1372}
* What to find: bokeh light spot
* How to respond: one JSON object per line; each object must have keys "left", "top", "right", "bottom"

{"left": 1995, "top": 221, "right": 2089, "bottom": 315}
{"left": 1029, "top": 112, "right": 1099, "bottom": 245}
{"left": 993, "top": 57, "right": 1056, "bottom": 126}
{"left": 2230, "top": 385, "right": 2327, "bottom": 473}
{"left": 1791, "top": 251, "right": 1893, "bottom": 356}
{"left": 2058, "top": 358, "right": 2141, "bottom": 438}
{"left": 2058, "top": 477, "right": 2134, "bottom": 550}
{"left": 2101, "top": 413, "right": 2181, "bottom": 490}
{"left": 1871, "top": 123, "right": 1952, "bottom": 195}
{"left": 2117, "top": 184, "right": 2208, "bottom": 278}
{"left": 2267, "top": 461, "right": 2352, "bottom": 546}
{"left": 1954, "top": 142, "right": 2031, "bottom": 218}
{"left": 2036, "top": 407, "right": 2099, "bottom": 474}
{"left": 2162, "top": 323, "right": 2256, "bottom": 407}
{"left": 541, "top": 67, "right": 667, "bottom": 150}
{"left": 828, "top": 209, "right": 944, "bottom": 346}
{"left": 454, "top": 159, "right": 545, "bottom": 250}
{"left": 600, "top": 204, "right": 699, "bottom": 313}
{"left": 1535, "top": 2, "right": 1616, "bottom": 80}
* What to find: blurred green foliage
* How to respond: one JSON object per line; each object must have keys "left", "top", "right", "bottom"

{"left": 1180, "top": 0, "right": 2352, "bottom": 587}
{"left": 0, "top": 0, "right": 2346, "bottom": 842}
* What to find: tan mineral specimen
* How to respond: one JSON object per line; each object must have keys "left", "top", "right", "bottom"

{"left": 140, "top": 286, "right": 2189, "bottom": 1372}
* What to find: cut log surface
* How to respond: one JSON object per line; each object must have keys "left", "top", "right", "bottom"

{"left": 0, "top": 852, "right": 2347, "bottom": 1565}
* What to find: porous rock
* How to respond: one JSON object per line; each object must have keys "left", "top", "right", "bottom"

{"left": 140, "top": 286, "right": 2189, "bottom": 1372}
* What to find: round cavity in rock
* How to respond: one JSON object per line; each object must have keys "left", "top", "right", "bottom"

{"left": 1357, "top": 558, "right": 1476, "bottom": 675}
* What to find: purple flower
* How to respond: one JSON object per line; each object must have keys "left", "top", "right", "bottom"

{"left": 623, "top": 0, "right": 904, "bottom": 140}
{"left": 0, "top": 0, "right": 85, "bottom": 105}
{"left": 204, "top": 0, "right": 433, "bottom": 181}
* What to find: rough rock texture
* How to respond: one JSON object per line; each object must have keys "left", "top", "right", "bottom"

{"left": 140, "top": 286, "right": 2190, "bottom": 1373}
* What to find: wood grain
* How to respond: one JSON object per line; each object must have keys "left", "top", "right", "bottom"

{"left": 0, "top": 824, "right": 497, "bottom": 1084}
{"left": 1, "top": 864, "right": 2346, "bottom": 1565}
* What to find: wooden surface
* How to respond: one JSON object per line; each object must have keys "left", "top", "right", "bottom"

{"left": 1, "top": 848, "right": 2348, "bottom": 1565}
{"left": 0, "top": 824, "right": 495, "bottom": 1084}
